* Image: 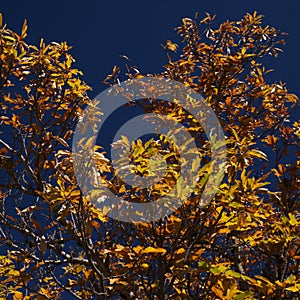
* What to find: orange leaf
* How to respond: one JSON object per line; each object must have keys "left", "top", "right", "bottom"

{"left": 212, "top": 285, "right": 224, "bottom": 298}
{"left": 13, "top": 291, "right": 23, "bottom": 300}
{"left": 133, "top": 245, "right": 143, "bottom": 254}
{"left": 263, "top": 135, "right": 279, "bottom": 146}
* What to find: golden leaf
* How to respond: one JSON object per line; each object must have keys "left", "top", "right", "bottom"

{"left": 142, "top": 246, "right": 167, "bottom": 255}
{"left": 165, "top": 40, "right": 178, "bottom": 52}
{"left": 133, "top": 245, "right": 143, "bottom": 254}
{"left": 22, "top": 19, "right": 28, "bottom": 38}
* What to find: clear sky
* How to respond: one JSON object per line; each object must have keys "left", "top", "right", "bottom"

{"left": 1, "top": 0, "right": 300, "bottom": 99}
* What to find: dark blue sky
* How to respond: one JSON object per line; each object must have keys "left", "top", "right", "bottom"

{"left": 2, "top": 0, "right": 300, "bottom": 98}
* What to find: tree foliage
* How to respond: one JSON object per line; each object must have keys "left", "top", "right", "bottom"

{"left": 0, "top": 11, "right": 299, "bottom": 299}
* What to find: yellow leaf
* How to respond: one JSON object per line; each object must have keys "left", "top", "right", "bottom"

{"left": 173, "top": 286, "right": 181, "bottom": 294}
{"left": 102, "top": 206, "right": 109, "bottom": 215}
{"left": 248, "top": 149, "right": 268, "bottom": 160}
{"left": 284, "top": 275, "right": 296, "bottom": 285}
{"left": 22, "top": 19, "right": 28, "bottom": 38}
{"left": 275, "top": 280, "right": 285, "bottom": 287}
{"left": 109, "top": 278, "right": 119, "bottom": 285}
{"left": 109, "top": 278, "right": 127, "bottom": 286}
{"left": 173, "top": 285, "right": 187, "bottom": 295}
{"left": 226, "top": 283, "right": 238, "bottom": 299}
{"left": 285, "top": 284, "right": 300, "bottom": 292}
{"left": 286, "top": 93, "right": 298, "bottom": 103}
{"left": 288, "top": 213, "right": 298, "bottom": 226}
{"left": 255, "top": 275, "right": 274, "bottom": 286}
{"left": 142, "top": 246, "right": 167, "bottom": 255}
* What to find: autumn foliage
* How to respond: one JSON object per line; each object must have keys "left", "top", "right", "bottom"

{"left": 0, "top": 12, "right": 299, "bottom": 299}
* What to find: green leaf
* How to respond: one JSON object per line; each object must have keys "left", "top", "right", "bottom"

{"left": 192, "top": 155, "right": 201, "bottom": 172}
{"left": 225, "top": 270, "right": 242, "bottom": 278}
{"left": 198, "top": 261, "right": 209, "bottom": 269}
{"left": 176, "top": 176, "right": 183, "bottom": 196}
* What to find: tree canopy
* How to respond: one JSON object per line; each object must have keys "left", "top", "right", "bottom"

{"left": 0, "top": 11, "right": 299, "bottom": 299}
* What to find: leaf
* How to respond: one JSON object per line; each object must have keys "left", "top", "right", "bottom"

{"left": 231, "top": 127, "right": 240, "bottom": 141}
{"left": 225, "top": 270, "right": 242, "bottom": 278}
{"left": 176, "top": 176, "right": 183, "bottom": 196}
{"left": 263, "top": 135, "right": 279, "bottom": 146}
{"left": 142, "top": 246, "right": 167, "bottom": 255}
{"left": 22, "top": 19, "right": 28, "bottom": 38}
{"left": 176, "top": 248, "right": 185, "bottom": 255}
{"left": 229, "top": 201, "right": 245, "bottom": 209}
{"left": 248, "top": 149, "right": 268, "bottom": 160}
{"left": 165, "top": 40, "right": 178, "bottom": 52}
{"left": 285, "top": 93, "right": 298, "bottom": 103}
{"left": 53, "top": 136, "right": 69, "bottom": 147}
{"left": 212, "top": 286, "right": 224, "bottom": 298}
{"left": 252, "top": 180, "right": 270, "bottom": 191}
{"left": 255, "top": 275, "right": 274, "bottom": 286}
{"left": 92, "top": 220, "right": 101, "bottom": 229}
{"left": 226, "top": 284, "right": 239, "bottom": 299}
{"left": 288, "top": 213, "right": 298, "bottom": 226}
{"left": 84, "top": 269, "right": 93, "bottom": 280}
{"left": 233, "top": 291, "right": 254, "bottom": 300}
{"left": 13, "top": 292, "right": 23, "bottom": 300}
{"left": 192, "top": 155, "right": 201, "bottom": 172}
{"left": 210, "top": 264, "right": 228, "bottom": 274}
{"left": 273, "top": 164, "right": 286, "bottom": 177}
{"left": 284, "top": 275, "right": 296, "bottom": 285}
{"left": 285, "top": 284, "right": 300, "bottom": 292}
{"left": 133, "top": 245, "right": 143, "bottom": 254}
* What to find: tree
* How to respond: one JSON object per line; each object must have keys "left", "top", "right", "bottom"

{"left": 0, "top": 11, "right": 299, "bottom": 299}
